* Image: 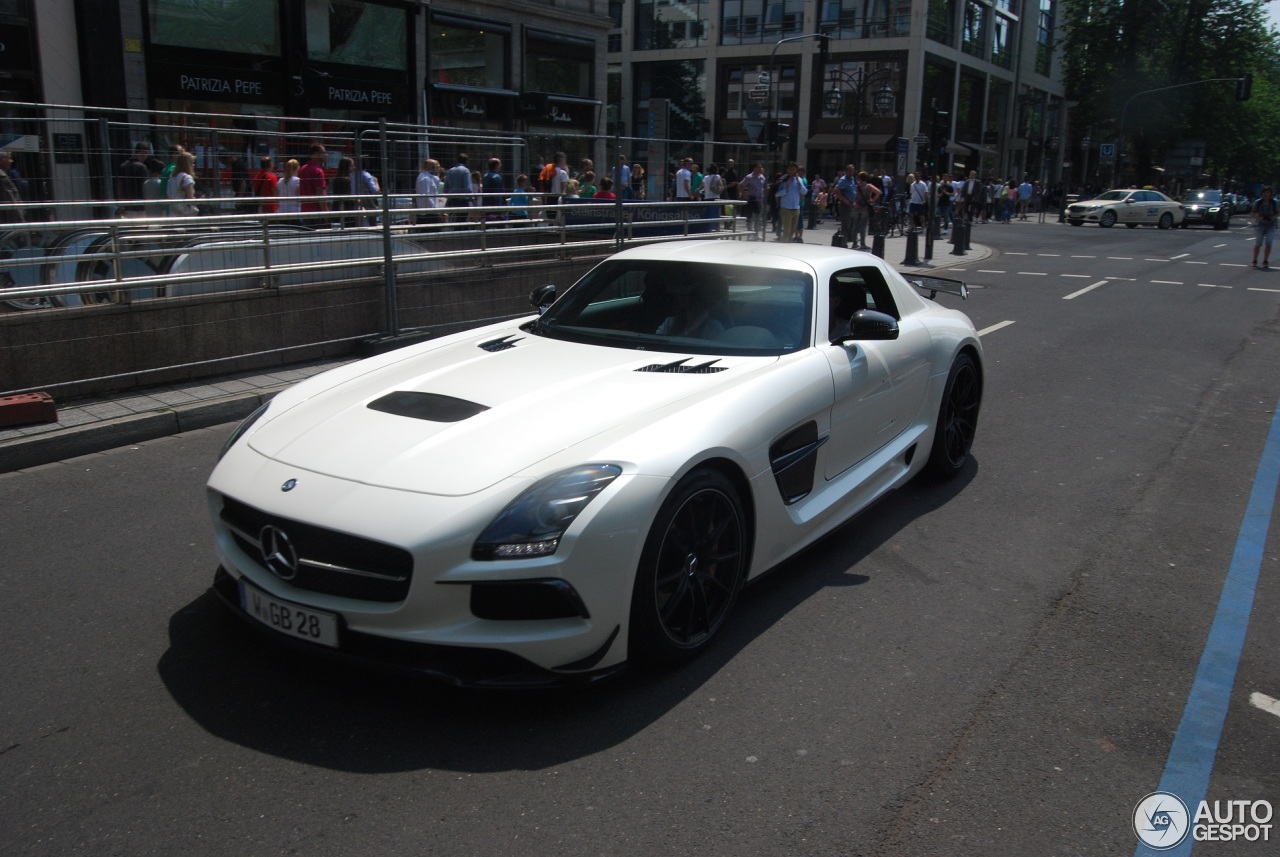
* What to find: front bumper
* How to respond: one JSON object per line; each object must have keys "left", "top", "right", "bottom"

{"left": 211, "top": 567, "right": 624, "bottom": 687}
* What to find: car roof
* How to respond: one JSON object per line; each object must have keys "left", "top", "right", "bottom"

{"left": 609, "top": 239, "right": 881, "bottom": 270}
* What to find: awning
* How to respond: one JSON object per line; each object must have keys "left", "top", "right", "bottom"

{"left": 947, "top": 140, "right": 1000, "bottom": 158}
{"left": 806, "top": 133, "right": 891, "bottom": 150}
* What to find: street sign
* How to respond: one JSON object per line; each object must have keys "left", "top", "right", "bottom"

{"left": 898, "top": 137, "right": 908, "bottom": 154}
{"left": 1100, "top": 143, "right": 1115, "bottom": 158}
{"left": 745, "top": 121, "right": 765, "bottom": 144}
{"left": 913, "top": 134, "right": 929, "bottom": 145}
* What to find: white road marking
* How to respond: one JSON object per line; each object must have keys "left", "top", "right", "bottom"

{"left": 977, "top": 320, "right": 1015, "bottom": 336}
{"left": 1152, "top": 280, "right": 1183, "bottom": 285}
{"left": 1183, "top": 260, "right": 1208, "bottom": 265}
{"left": 1248, "top": 287, "right": 1280, "bottom": 293}
{"left": 1251, "top": 692, "right": 1280, "bottom": 720}
{"left": 1062, "top": 274, "right": 1092, "bottom": 278}
{"left": 1106, "top": 276, "right": 1136, "bottom": 281}
{"left": 1070, "top": 255, "right": 1096, "bottom": 258}
{"left": 1019, "top": 272, "right": 1048, "bottom": 276}
{"left": 1005, "top": 252, "right": 1028, "bottom": 255}
{"left": 1222, "top": 263, "right": 1248, "bottom": 267}
{"left": 1171, "top": 253, "right": 1190, "bottom": 259}
{"left": 1198, "top": 284, "right": 1231, "bottom": 289}
{"left": 1108, "top": 256, "right": 1133, "bottom": 260}
{"left": 1064, "top": 280, "right": 1109, "bottom": 300}
{"left": 977, "top": 269, "right": 1005, "bottom": 273}
{"left": 1039, "top": 253, "right": 1061, "bottom": 257}
{"left": 1145, "top": 258, "right": 1171, "bottom": 262}
{"left": 1214, "top": 243, "right": 1227, "bottom": 248}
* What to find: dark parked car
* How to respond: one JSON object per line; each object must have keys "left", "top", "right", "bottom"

{"left": 1181, "top": 189, "right": 1232, "bottom": 229}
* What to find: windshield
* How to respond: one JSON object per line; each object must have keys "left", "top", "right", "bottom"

{"left": 1182, "top": 190, "right": 1222, "bottom": 203}
{"left": 1095, "top": 190, "right": 1133, "bottom": 201}
{"left": 533, "top": 259, "right": 814, "bottom": 356}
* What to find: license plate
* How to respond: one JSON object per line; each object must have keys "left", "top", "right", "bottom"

{"left": 238, "top": 579, "right": 340, "bottom": 648}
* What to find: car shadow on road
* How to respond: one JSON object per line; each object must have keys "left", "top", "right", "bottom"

{"left": 157, "top": 458, "right": 978, "bottom": 774}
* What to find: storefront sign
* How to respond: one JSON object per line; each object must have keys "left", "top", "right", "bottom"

{"left": 150, "top": 63, "right": 284, "bottom": 105}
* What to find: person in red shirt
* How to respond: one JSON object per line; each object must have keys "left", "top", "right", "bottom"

{"left": 592, "top": 176, "right": 617, "bottom": 200}
{"left": 252, "top": 156, "right": 279, "bottom": 214}
{"left": 298, "top": 144, "right": 329, "bottom": 215}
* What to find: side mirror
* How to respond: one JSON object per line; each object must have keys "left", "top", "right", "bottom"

{"left": 907, "top": 275, "right": 968, "bottom": 301}
{"left": 530, "top": 284, "right": 557, "bottom": 314}
{"left": 833, "top": 309, "right": 899, "bottom": 344}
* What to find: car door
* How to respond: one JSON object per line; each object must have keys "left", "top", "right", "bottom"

{"left": 822, "top": 267, "right": 933, "bottom": 479}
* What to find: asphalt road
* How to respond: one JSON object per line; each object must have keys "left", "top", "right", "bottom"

{"left": 2, "top": 219, "right": 1278, "bottom": 856}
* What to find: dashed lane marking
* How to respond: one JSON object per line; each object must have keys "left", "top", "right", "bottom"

{"left": 1063, "top": 280, "right": 1109, "bottom": 300}
{"left": 1152, "top": 280, "right": 1184, "bottom": 285}
{"left": 1062, "top": 274, "right": 1092, "bottom": 278}
{"left": 1250, "top": 692, "right": 1280, "bottom": 721}
{"left": 1070, "top": 255, "right": 1096, "bottom": 258}
{"left": 1107, "top": 256, "right": 1133, "bottom": 260}
{"left": 977, "top": 320, "right": 1015, "bottom": 336}
{"left": 1198, "top": 284, "right": 1231, "bottom": 289}
{"left": 1184, "top": 261, "right": 1208, "bottom": 265}
{"left": 1018, "top": 272, "right": 1048, "bottom": 276}
{"left": 1144, "top": 258, "right": 1171, "bottom": 262}
{"left": 1171, "top": 253, "right": 1190, "bottom": 259}
{"left": 1248, "top": 287, "right": 1280, "bottom": 293}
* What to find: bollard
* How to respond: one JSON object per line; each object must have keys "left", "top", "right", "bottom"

{"left": 902, "top": 229, "right": 921, "bottom": 266}
{"left": 951, "top": 219, "right": 967, "bottom": 256}
{"left": 924, "top": 223, "right": 934, "bottom": 260}
{"left": 872, "top": 232, "right": 885, "bottom": 258}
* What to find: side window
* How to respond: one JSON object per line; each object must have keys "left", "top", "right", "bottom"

{"left": 831, "top": 267, "right": 900, "bottom": 320}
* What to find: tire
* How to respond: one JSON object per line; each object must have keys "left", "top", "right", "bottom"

{"left": 1100, "top": 210, "right": 1117, "bottom": 228}
{"left": 1126, "top": 222, "right": 1139, "bottom": 229}
{"left": 1068, "top": 219, "right": 1083, "bottom": 227}
{"left": 629, "top": 469, "right": 748, "bottom": 665}
{"left": 927, "top": 352, "right": 982, "bottom": 478}
{"left": 1214, "top": 216, "right": 1229, "bottom": 230}
{"left": 1158, "top": 213, "right": 1174, "bottom": 230}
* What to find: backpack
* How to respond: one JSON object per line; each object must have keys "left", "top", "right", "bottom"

{"left": 538, "top": 163, "right": 557, "bottom": 194}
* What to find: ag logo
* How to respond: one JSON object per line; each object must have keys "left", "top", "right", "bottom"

{"left": 1134, "top": 791, "right": 1190, "bottom": 849}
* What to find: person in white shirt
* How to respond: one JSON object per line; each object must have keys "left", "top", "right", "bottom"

{"left": 675, "top": 157, "right": 697, "bottom": 200}
{"left": 908, "top": 172, "right": 929, "bottom": 231}
{"left": 611, "top": 155, "right": 632, "bottom": 200}
{"left": 414, "top": 158, "right": 441, "bottom": 224}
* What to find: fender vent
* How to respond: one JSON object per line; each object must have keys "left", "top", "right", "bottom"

{"left": 635, "top": 358, "right": 727, "bottom": 374}
{"left": 478, "top": 335, "right": 522, "bottom": 352}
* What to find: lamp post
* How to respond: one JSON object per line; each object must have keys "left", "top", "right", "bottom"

{"left": 823, "top": 66, "right": 896, "bottom": 171}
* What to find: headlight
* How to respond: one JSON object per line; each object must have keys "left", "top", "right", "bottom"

{"left": 473, "top": 464, "right": 622, "bottom": 560}
{"left": 219, "top": 401, "right": 269, "bottom": 460}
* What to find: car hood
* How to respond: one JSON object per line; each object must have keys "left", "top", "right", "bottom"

{"left": 246, "top": 328, "right": 777, "bottom": 495}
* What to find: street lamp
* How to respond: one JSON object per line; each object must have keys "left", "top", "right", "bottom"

{"left": 824, "top": 66, "right": 896, "bottom": 170}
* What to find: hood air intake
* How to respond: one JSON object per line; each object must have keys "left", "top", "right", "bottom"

{"left": 367, "top": 391, "right": 490, "bottom": 422}
{"left": 635, "top": 358, "right": 727, "bottom": 374}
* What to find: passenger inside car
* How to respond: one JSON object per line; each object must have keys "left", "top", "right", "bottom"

{"left": 655, "top": 273, "right": 729, "bottom": 339}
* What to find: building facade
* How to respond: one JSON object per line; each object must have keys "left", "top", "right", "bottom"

{"left": 607, "top": 0, "right": 1068, "bottom": 190}
{"left": 0, "top": 0, "right": 615, "bottom": 206}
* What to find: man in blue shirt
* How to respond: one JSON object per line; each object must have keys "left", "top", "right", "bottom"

{"left": 443, "top": 153, "right": 474, "bottom": 222}
{"left": 775, "top": 162, "right": 804, "bottom": 243}
{"left": 1017, "top": 177, "right": 1033, "bottom": 220}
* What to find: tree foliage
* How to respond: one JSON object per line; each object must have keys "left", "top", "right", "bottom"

{"left": 1062, "top": 0, "right": 1280, "bottom": 185}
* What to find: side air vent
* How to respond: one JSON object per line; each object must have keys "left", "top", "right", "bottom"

{"left": 635, "top": 358, "right": 727, "bottom": 374}
{"left": 368, "top": 391, "right": 489, "bottom": 422}
{"left": 478, "top": 335, "right": 522, "bottom": 352}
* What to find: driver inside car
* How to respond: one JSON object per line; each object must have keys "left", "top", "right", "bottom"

{"left": 655, "top": 273, "right": 728, "bottom": 339}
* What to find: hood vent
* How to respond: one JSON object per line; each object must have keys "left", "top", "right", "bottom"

{"left": 478, "top": 335, "right": 523, "bottom": 352}
{"left": 367, "top": 391, "right": 490, "bottom": 422}
{"left": 635, "top": 358, "right": 727, "bottom": 375}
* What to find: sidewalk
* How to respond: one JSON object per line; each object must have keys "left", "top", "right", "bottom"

{"left": 0, "top": 223, "right": 991, "bottom": 473}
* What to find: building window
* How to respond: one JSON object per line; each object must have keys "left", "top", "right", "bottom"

{"left": 926, "top": 0, "right": 955, "bottom": 46}
{"left": 430, "top": 17, "right": 508, "bottom": 90}
{"left": 1036, "top": 0, "right": 1054, "bottom": 75}
{"left": 633, "top": 60, "right": 705, "bottom": 142}
{"left": 719, "top": 0, "right": 804, "bottom": 46}
{"left": 962, "top": 1, "right": 987, "bottom": 59}
{"left": 526, "top": 33, "right": 594, "bottom": 98}
{"left": 149, "top": 0, "right": 281, "bottom": 56}
{"left": 992, "top": 14, "right": 1013, "bottom": 69}
{"left": 305, "top": 0, "right": 406, "bottom": 71}
{"left": 818, "top": 0, "right": 912, "bottom": 40}
{"left": 637, "top": 0, "right": 709, "bottom": 49}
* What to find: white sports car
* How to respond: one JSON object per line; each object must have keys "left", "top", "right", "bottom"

{"left": 208, "top": 241, "right": 983, "bottom": 686}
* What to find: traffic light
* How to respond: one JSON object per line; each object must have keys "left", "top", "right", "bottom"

{"left": 1237, "top": 73, "right": 1253, "bottom": 101}
{"left": 769, "top": 121, "right": 791, "bottom": 149}
{"left": 931, "top": 109, "right": 950, "bottom": 149}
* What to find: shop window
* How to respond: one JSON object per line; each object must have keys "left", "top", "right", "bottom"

{"left": 527, "top": 34, "right": 594, "bottom": 98}
{"left": 306, "top": 0, "right": 407, "bottom": 71}
{"left": 430, "top": 18, "right": 509, "bottom": 90}
{"left": 149, "top": 0, "right": 281, "bottom": 56}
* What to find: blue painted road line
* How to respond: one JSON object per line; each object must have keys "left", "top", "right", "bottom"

{"left": 1135, "top": 396, "right": 1280, "bottom": 856}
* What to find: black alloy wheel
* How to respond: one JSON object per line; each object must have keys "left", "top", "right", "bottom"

{"left": 629, "top": 469, "right": 747, "bottom": 664}
{"left": 927, "top": 352, "right": 982, "bottom": 478}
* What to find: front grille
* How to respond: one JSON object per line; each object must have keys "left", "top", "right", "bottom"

{"left": 220, "top": 495, "right": 414, "bottom": 603}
